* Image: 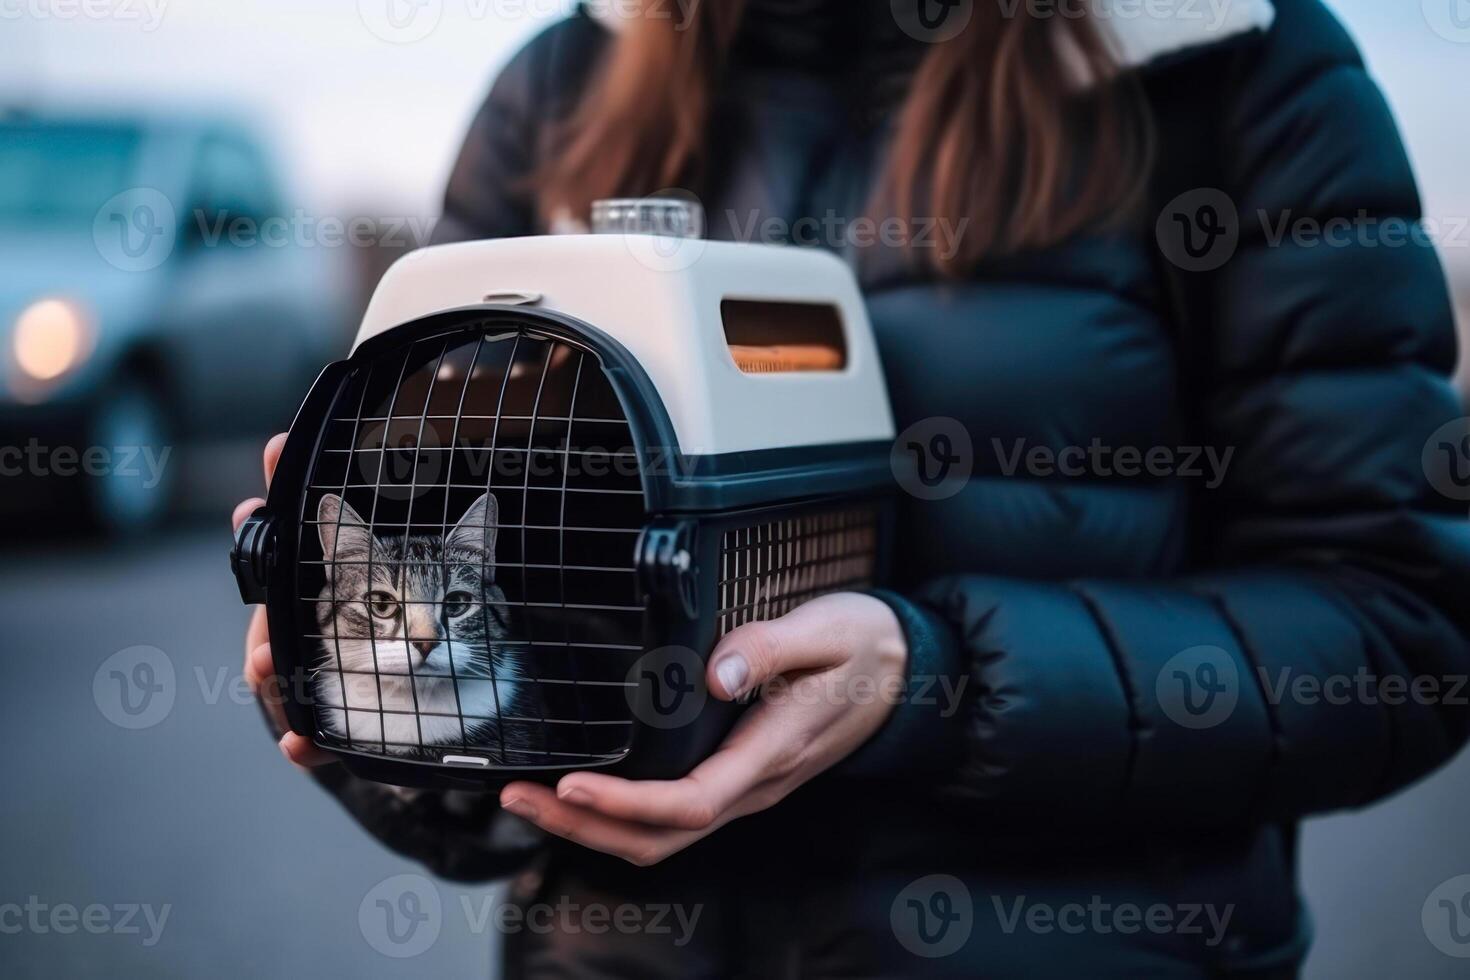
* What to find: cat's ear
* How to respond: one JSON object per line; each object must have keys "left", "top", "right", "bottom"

{"left": 446, "top": 492, "right": 498, "bottom": 562}
{"left": 317, "top": 494, "right": 371, "bottom": 561}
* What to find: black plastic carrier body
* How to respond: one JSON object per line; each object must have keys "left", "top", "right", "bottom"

{"left": 232, "top": 305, "right": 892, "bottom": 790}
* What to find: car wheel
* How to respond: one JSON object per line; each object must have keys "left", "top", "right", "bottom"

{"left": 84, "top": 375, "right": 176, "bottom": 534}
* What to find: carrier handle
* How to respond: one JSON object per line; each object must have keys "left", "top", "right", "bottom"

{"left": 231, "top": 507, "right": 277, "bottom": 604}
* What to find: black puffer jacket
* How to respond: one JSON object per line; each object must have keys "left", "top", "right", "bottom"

{"left": 316, "top": 1, "right": 1470, "bottom": 975}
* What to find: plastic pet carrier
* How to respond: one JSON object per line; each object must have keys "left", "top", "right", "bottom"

{"left": 231, "top": 204, "right": 895, "bottom": 789}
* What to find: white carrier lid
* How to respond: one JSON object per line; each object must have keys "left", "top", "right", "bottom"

{"left": 355, "top": 235, "right": 894, "bottom": 458}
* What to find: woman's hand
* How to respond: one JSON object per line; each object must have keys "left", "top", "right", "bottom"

{"left": 234, "top": 432, "right": 337, "bottom": 769}
{"left": 499, "top": 592, "right": 908, "bottom": 866}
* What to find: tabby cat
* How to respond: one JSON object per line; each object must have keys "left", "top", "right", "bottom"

{"left": 312, "top": 492, "right": 521, "bottom": 756}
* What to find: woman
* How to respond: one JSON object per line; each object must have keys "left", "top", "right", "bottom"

{"left": 237, "top": 0, "right": 1470, "bottom": 975}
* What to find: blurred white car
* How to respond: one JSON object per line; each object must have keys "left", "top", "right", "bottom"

{"left": 0, "top": 110, "right": 355, "bottom": 532}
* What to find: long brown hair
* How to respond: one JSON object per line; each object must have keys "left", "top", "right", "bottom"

{"left": 537, "top": 2, "right": 1154, "bottom": 277}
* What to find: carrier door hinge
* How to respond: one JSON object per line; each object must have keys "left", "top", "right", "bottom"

{"left": 636, "top": 520, "right": 699, "bottom": 619}
{"left": 231, "top": 507, "right": 277, "bottom": 604}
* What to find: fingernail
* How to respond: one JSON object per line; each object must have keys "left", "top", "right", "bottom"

{"left": 715, "top": 653, "right": 749, "bottom": 698}
{"left": 558, "top": 787, "right": 591, "bottom": 807}
{"left": 502, "top": 797, "right": 538, "bottom": 821}
{"left": 278, "top": 737, "right": 308, "bottom": 772}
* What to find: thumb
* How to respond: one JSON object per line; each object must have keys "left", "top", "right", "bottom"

{"left": 263, "top": 432, "right": 287, "bottom": 490}
{"left": 705, "top": 598, "right": 848, "bottom": 701}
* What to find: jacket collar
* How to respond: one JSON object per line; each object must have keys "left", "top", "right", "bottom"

{"left": 1095, "top": 0, "right": 1276, "bottom": 68}
{"left": 583, "top": 0, "right": 1276, "bottom": 68}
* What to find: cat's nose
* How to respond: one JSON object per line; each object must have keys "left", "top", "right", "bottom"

{"left": 412, "top": 640, "right": 436, "bottom": 659}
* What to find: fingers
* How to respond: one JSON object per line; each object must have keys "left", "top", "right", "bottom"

{"left": 263, "top": 432, "right": 287, "bottom": 488}
{"left": 231, "top": 431, "right": 285, "bottom": 534}
{"left": 252, "top": 640, "right": 337, "bottom": 767}
{"left": 500, "top": 712, "right": 805, "bottom": 862}
{"left": 554, "top": 718, "right": 788, "bottom": 830}
{"left": 245, "top": 634, "right": 291, "bottom": 734}
{"left": 232, "top": 497, "right": 265, "bottom": 533}
{"left": 706, "top": 595, "right": 852, "bottom": 701}
{"left": 499, "top": 782, "right": 706, "bottom": 867}
{"left": 244, "top": 607, "right": 270, "bottom": 668}
{"left": 279, "top": 732, "right": 337, "bottom": 769}
{"left": 244, "top": 433, "right": 331, "bottom": 770}
{"left": 244, "top": 627, "right": 272, "bottom": 688}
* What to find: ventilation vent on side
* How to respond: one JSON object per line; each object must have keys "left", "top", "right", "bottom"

{"left": 721, "top": 300, "right": 847, "bottom": 374}
{"left": 716, "top": 506, "right": 878, "bottom": 636}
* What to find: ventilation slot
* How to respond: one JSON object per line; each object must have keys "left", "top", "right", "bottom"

{"left": 721, "top": 299, "right": 847, "bottom": 374}
{"left": 716, "top": 507, "right": 878, "bottom": 636}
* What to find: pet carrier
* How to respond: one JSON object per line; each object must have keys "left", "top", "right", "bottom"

{"left": 231, "top": 210, "right": 895, "bottom": 789}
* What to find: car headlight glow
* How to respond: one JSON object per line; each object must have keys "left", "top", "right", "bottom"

{"left": 13, "top": 298, "right": 94, "bottom": 382}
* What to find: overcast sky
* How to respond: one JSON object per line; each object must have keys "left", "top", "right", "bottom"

{"left": 8, "top": 0, "right": 1469, "bottom": 274}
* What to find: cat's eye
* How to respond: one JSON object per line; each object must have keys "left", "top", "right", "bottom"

{"left": 365, "top": 591, "right": 398, "bottom": 619}
{"left": 442, "top": 591, "right": 474, "bottom": 618}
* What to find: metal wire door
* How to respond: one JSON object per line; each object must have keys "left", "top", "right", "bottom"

{"left": 296, "top": 323, "right": 646, "bottom": 768}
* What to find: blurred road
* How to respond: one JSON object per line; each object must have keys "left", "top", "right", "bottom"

{"left": 0, "top": 527, "right": 502, "bottom": 979}
{"left": 3, "top": 528, "right": 1470, "bottom": 978}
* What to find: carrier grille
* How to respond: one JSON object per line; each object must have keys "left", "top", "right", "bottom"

{"left": 716, "top": 507, "right": 878, "bottom": 636}
{"left": 295, "top": 323, "right": 645, "bottom": 768}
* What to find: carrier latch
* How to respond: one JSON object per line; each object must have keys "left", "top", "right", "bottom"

{"left": 637, "top": 520, "right": 699, "bottom": 619}
{"left": 231, "top": 507, "right": 277, "bottom": 605}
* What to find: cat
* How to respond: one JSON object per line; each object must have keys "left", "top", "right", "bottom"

{"left": 312, "top": 491, "right": 522, "bottom": 757}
